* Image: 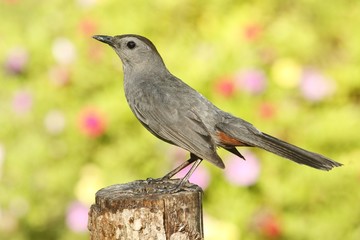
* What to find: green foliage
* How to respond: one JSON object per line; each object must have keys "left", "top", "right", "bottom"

{"left": 1, "top": 0, "right": 359, "bottom": 239}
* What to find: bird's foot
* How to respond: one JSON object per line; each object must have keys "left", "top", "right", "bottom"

{"left": 145, "top": 177, "right": 163, "bottom": 184}
{"left": 165, "top": 178, "right": 190, "bottom": 193}
{"left": 170, "top": 183, "right": 186, "bottom": 193}
{"left": 144, "top": 177, "right": 189, "bottom": 193}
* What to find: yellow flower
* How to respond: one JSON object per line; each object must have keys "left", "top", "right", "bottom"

{"left": 271, "top": 58, "right": 301, "bottom": 89}
{"left": 75, "top": 164, "right": 104, "bottom": 205}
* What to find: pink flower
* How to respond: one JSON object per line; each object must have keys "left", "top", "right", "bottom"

{"left": 12, "top": 90, "right": 33, "bottom": 115}
{"left": 66, "top": 201, "right": 88, "bottom": 232}
{"left": 78, "top": 18, "right": 98, "bottom": 36}
{"left": 300, "top": 69, "right": 336, "bottom": 102}
{"left": 4, "top": 47, "right": 28, "bottom": 75}
{"left": 251, "top": 210, "right": 282, "bottom": 239}
{"left": 235, "top": 69, "right": 267, "bottom": 95}
{"left": 224, "top": 151, "right": 260, "bottom": 186}
{"left": 78, "top": 108, "right": 106, "bottom": 137}
{"left": 258, "top": 102, "right": 276, "bottom": 120}
{"left": 243, "top": 23, "right": 262, "bottom": 41}
{"left": 262, "top": 216, "right": 281, "bottom": 238}
{"left": 214, "top": 76, "right": 236, "bottom": 98}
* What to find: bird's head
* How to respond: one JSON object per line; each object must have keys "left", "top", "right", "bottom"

{"left": 93, "top": 34, "right": 165, "bottom": 71}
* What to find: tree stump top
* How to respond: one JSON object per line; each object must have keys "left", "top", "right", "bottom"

{"left": 96, "top": 179, "right": 202, "bottom": 198}
{"left": 89, "top": 179, "right": 204, "bottom": 240}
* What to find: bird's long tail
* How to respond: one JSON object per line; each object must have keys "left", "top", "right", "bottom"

{"left": 252, "top": 132, "right": 341, "bottom": 170}
{"left": 216, "top": 120, "right": 342, "bottom": 171}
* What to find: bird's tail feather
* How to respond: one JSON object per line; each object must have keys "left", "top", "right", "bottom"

{"left": 215, "top": 120, "right": 342, "bottom": 171}
{"left": 252, "top": 132, "right": 342, "bottom": 170}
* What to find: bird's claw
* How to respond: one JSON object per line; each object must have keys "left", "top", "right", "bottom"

{"left": 145, "top": 177, "right": 163, "bottom": 184}
{"left": 144, "top": 177, "right": 187, "bottom": 194}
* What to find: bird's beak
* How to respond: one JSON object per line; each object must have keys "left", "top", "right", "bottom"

{"left": 93, "top": 35, "right": 114, "bottom": 46}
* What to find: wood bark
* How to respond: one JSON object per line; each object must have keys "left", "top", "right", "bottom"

{"left": 88, "top": 179, "right": 203, "bottom": 240}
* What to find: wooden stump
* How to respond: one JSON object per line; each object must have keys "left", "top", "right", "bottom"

{"left": 88, "top": 179, "right": 203, "bottom": 240}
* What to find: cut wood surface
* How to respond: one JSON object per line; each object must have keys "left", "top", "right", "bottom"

{"left": 88, "top": 179, "right": 203, "bottom": 240}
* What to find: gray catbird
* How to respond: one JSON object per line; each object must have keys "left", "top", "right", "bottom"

{"left": 93, "top": 34, "right": 342, "bottom": 186}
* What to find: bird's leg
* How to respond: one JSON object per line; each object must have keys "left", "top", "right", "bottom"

{"left": 159, "top": 158, "right": 203, "bottom": 193}
{"left": 161, "top": 153, "right": 199, "bottom": 180}
{"left": 146, "top": 154, "right": 202, "bottom": 192}
{"left": 175, "top": 158, "right": 202, "bottom": 190}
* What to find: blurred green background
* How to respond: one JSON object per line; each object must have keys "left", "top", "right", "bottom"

{"left": 1, "top": 0, "right": 360, "bottom": 239}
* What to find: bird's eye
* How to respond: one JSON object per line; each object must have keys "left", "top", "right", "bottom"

{"left": 127, "top": 41, "right": 136, "bottom": 49}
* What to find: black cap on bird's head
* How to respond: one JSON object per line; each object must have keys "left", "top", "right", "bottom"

{"left": 93, "top": 34, "right": 164, "bottom": 69}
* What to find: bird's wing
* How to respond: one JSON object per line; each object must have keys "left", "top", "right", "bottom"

{"left": 129, "top": 81, "right": 224, "bottom": 168}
